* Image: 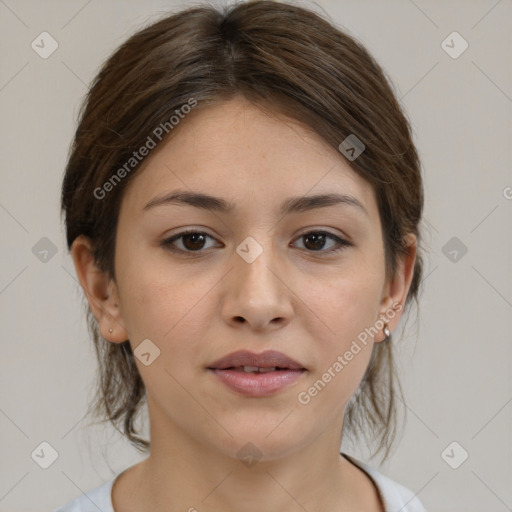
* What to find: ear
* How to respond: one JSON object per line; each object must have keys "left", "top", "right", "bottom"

{"left": 375, "top": 233, "right": 417, "bottom": 343}
{"left": 70, "top": 235, "right": 129, "bottom": 343}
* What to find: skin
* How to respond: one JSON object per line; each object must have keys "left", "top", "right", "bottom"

{"left": 72, "top": 95, "right": 416, "bottom": 512}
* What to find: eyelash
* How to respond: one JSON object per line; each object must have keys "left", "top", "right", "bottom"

{"left": 161, "top": 229, "right": 352, "bottom": 255}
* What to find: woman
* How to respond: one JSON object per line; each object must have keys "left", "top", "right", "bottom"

{"left": 56, "top": 1, "right": 426, "bottom": 510}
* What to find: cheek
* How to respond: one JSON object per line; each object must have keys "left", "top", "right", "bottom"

{"left": 115, "top": 244, "right": 180, "bottom": 333}
{"left": 303, "top": 268, "right": 384, "bottom": 345}
{"left": 296, "top": 265, "right": 383, "bottom": 400}
{"left": 116, "top": 255, "right": 218, "bottom": 365}
{"left": 295, "top": 280, "right": 377, "bottom": 419}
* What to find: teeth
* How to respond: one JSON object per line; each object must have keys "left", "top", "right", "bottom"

{"left": 242, "top": 366, "right": 278, "bottom": 373}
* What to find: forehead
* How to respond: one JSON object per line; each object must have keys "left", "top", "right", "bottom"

{"left": 120, "top": 96, "right": 379, "bottom": 220}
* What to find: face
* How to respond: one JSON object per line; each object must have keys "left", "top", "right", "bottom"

{"left": 81, "top": 95, "right": 413, "bottom": 461}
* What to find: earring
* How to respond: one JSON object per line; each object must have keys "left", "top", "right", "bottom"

{"left": 383, "top": 323, "right": 391, "bottom": 340}
{"left": 109, "top": 328, "right": 113, "bottom": 333}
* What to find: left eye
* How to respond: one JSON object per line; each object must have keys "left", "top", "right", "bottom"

{"left": 292, "top": 231, "right": 351, "bottom": 253}
{"left": 161, "top": 230, "right": 351, "bottom": 254}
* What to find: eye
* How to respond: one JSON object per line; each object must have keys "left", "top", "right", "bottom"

{"left": 161, "top": 230, "right": 220, "bottom": 253}
{"left": 292, "top": 230, "right": 352, "bottom": 254}
{"left": 161, "top": 229, "right": 352, "bottom": 255}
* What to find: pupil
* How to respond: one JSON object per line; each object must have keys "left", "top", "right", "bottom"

{"left": 184, "top": 233, "right": 205, "bottom": 250}
{"left": 305, "top": 233, "right": 325, "bottom": 251}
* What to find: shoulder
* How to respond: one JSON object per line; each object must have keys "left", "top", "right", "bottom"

{"left": 52, "top": 478, "right": 115, "bottom": 512}
{"left": 342, "top": 454, "right": 427, "bottom": 512}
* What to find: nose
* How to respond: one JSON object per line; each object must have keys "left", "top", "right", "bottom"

{"left": 221, "top": 239, "right": 294, "bottom": 332}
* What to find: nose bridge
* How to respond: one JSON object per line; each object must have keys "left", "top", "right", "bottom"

{"left": 234, "top": 233, "right": 279, "bottom": 295}
{"left": 221, "top": 231, "right": 293, "bottom": 329}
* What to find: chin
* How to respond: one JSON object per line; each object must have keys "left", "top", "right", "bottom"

{"left": 210, "top": 420, "right": 310, "bottom": 463}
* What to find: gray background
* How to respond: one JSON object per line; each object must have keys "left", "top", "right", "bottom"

{"left": 1, "top": 0, "right": 511, "bottom": 510}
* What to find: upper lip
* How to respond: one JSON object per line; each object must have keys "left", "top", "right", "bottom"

{"left": 207, "top": 350, "right": 305, "bottom": 370}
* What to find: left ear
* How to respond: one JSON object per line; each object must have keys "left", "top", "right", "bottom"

{"left": 375, "top": 233, "right": 417, "bottom": 343}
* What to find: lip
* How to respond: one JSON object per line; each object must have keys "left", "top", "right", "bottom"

{"left": 207, "top": 350, "right": 307, "bottom": 398}
{"left": 207, "top": 349, "right": 305, "bottom": 371}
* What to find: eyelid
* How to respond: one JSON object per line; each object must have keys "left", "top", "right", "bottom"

{"left": 294, "top": 226, "right": 351, "bottom": 243}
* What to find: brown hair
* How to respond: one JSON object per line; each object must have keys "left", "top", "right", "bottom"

{"left": 61, "top": 0, "right": 424, "bottom": 462}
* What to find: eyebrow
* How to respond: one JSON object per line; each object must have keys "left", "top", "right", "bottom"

{"left": 143, "top": 189, "right": 368, "bottom": 217}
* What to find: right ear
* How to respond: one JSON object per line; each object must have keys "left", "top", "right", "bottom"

{"left": 70, "top": 235, "right": 129, "bottom": 343}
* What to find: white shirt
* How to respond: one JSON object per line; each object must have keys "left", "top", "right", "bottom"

{"left": 53, "top": 454, "right": 427, "bottom": 512}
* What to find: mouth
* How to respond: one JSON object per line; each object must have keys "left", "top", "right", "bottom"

{"left": 215, "top": 365, "right": 300, "bottom": 373}
{"left": 207, "top": 350, "right": 307, "bottom": 397}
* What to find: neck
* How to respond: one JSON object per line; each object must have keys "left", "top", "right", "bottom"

{"left": 117, "top": 403, "right": 381, "bottom": 512}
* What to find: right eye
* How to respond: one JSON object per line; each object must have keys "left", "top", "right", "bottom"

{"left": 161, "top": 230, "right": 221, "bottom": 253}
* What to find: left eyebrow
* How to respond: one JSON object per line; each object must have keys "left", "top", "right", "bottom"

{"left": 143, "top": 189, "right": 368, "bottom": 217}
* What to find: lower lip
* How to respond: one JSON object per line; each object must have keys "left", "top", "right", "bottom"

{"left": 209, "top": 368, "right": 305, "bottom": 397}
